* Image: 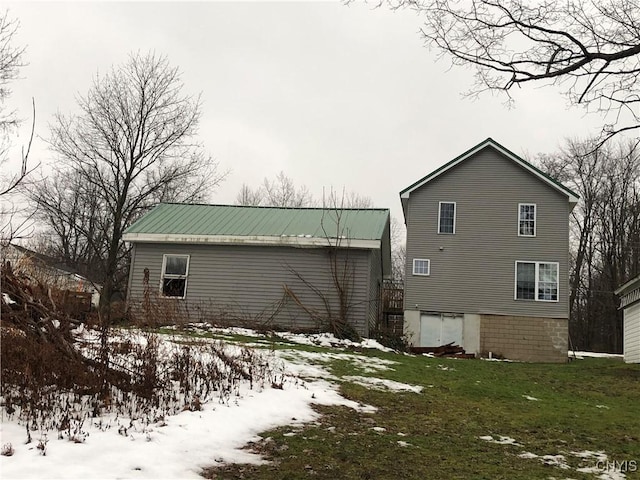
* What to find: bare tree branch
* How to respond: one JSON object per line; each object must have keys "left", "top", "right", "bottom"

{"left": 378, "top": 0, "right": 640, "bottom": 142}
{"left": 30, "top": 51, "right": 226, "bottom": 316}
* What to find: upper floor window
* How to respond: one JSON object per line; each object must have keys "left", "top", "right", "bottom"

{"left": 413, "top": 258, "right": 430, "bottom": 276}
{"left": 438, "top": 202, "right": 456, "bottom": 234}
{"left": 515, "top": 261, "right": 558, "bottom": 302}
{"left": 518, "top": 203, "right": 536, "bottom": 237}
{"left": 161, "top": 254, "right": 190, "bottom": 298}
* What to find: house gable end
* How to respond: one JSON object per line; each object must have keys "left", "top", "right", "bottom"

{"left": 400, "top": 138, "right": 579, "bottom": 220}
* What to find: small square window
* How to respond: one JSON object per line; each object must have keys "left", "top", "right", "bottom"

{"left": 413, "top": 258, "right": 430, "bottom": 276}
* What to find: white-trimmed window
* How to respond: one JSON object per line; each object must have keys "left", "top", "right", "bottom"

{"left": 413, "top": 258, "right": 430, "bottom": 276}
{"left": 518, "top": 203, "right": 536, "bottom": 237}
{"left": 438, "top": 202, "right": 456, "bottom": 234}
{"left": 161, "top": 254, "right": 190, "bottom": 298}
{"left": 515, "top": 261, "right": 558, "bottom": 302}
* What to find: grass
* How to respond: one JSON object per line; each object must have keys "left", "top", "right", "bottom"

{"left": 194, "top": 332, "right": 640, "bottom": 480}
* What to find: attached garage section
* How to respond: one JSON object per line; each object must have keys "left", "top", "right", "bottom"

{"left": 404, "top": 310, "right": 568, "bottom": 362}
{"left": 404, "top": 311, "right": 480, "bottom": 355}
{"left": 420, "top": 313, "right": 463, "bottom": 347}
{"left": 616, "top": 275, "right": 640, "bottom": 364}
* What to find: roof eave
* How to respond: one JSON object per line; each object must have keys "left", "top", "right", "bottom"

{"left": 615, "top": 274, "right": 640, "bottom": 296}
{"left": 122, "top": 233, "right": 381, "bottom": 250}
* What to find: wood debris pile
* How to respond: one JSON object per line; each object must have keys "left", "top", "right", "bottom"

{"left": 0, "top": 261, "right": 121, "bottom": 395}
{"left": 410, "top": 342, "right": 476, "bottom": 359}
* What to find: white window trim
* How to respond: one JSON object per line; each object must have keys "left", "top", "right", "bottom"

{"left": 412, "top": 258, "right": 431, "bottom": 276}
{"left": 514, "top": 260, "right": 559, "bottom": 303}
{"left": 438, "top": 201, "right": 456, "bottom": 234}
{"left": 518, "top": 203, "right": 537, "bottom": 237}
{"left": 160, "top": 254, "right": 190, "bottom": 299}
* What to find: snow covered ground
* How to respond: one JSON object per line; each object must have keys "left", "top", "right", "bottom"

{"left": 0, "top": 327, "right": 411, "bottom": 479}
{"left": 0, "top": 325, "right": 628, "bottom": 479}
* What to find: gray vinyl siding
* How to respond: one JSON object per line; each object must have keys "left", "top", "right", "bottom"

{"left": 368, "top": 248, "right": 382, "bottom": 331}
{"left": 127, "top": 243, "right": 373, "bottom": 336}
{"left": 404, "top": 148, "right": 570, "bottom": 318}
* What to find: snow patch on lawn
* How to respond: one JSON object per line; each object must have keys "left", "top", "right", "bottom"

{"left": 342, "top": 375, "right": 423, "bottom": 393}
{"left": 479, "top": 435, "right": 522, "bottom": 446}
{"left": 0, "top": 328, "right": 382, "bottom": 479}
{"left": 522, "top": 395, "right": 540, "bottom": 401}
{"left": 570, "top": 351, "right": 624, "bottom": 360}
{"left": 279, "top": 349, "right": 396, "bottom": 375}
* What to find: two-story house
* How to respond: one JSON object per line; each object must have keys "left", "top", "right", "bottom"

{"left": 400, "top": 138, "right": 578, "bottom": 362}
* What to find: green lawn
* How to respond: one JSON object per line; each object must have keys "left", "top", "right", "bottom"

{"left": 181, "top": 331, "right": 640, "bottom": 480}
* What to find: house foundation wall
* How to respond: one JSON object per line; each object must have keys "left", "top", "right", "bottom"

{"left": 480, "top": 314, "right": 568, "bottom": 363}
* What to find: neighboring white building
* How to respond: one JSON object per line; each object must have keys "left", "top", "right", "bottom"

{"left": 615, "top": 275, "right": 640, "bottom": 364}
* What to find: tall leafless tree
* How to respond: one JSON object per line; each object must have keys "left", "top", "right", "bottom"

{"left": 381, "top": 0, "right": 640, "bottom": 143}
{"left": 31, "top": 51, "right": 226, "bottom": 315}
{"left": 538, "top": 137, "right": 640, "bottom": 352}
{"left": 0, "top": 10, "right": 35, "bottom": 245}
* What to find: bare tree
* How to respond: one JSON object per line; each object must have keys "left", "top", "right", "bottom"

{"left": 235, "top": 172, "right": 374, "bottom": 209}
{"left": 32, "top": 51, "right": 226, "bottom": 315}
{"left": 0, "top": 10, "right": 35, "bottom": 245}
{"left": 235, "top": 183, "right": 264, "bottom": 206}
{"left": 384, "top": 0, "right": 640, "bottom": 142}
{"left": 390, "top": 216, "right": 406, "bottom": 283}
{"left": 263, "top": 171, "right": 316, "bottom": 207}
{"left": 325, "top": 188, "right": 373, "bottom": 209}
{"left": 29, "top": 169, "right": 108, "bottom": 280}
{"left": 537, "top": 137, "right": 640, "bottom": 352}
{"left": 235, "top": 172, "right": 314, "bottom": 207}
{"left": 0, "top": 9, "right": 24, "bottom": 131}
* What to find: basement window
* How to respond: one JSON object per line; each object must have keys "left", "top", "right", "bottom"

{"left": 161, "top": 254, "right": 190, "bottom": 298}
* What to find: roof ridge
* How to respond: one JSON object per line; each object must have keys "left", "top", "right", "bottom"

{"left": 159, "top": 202, "right": 389, "bottom": 212}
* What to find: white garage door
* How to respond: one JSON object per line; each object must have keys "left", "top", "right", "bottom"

{"left": 420, "top": 313, "right": 463, "bottom": 347}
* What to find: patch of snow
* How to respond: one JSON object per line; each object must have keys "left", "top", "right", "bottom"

{"left": 2, "top": 292, "right": 16, "bottom": 304}
{"left": 0, "top": 328, "right": 379, "bottom": 479}
{"left": 540, "top": 454, "right": 570, "bottom": 469}
{"left": 570, "top": 351, "right": 624, "bottom": 360}
{"left": 522, "top": 395, "right": 540, "bottom": 401}
{"left": 570, "top": 450, "right": 608, "bottom": 462}
{"left": 397, "top": 441, "right": 411, "bottom": 447}
{"left": 279, "top": 349, "right": 396, "bottom": 375}
{"left": 519, "top": 452, "right": 539, "bottom": 459}
{"left": 342, "top": 375, "right": 423, "bottom": 393}
{"left": 479, "top": 435, "right": 522, "bottom": 446}
{"left": 595, "top": 405, "right": 610, "bottom": 409}
{"left": 371, "top": 427, "right": 386, "bottom": 432}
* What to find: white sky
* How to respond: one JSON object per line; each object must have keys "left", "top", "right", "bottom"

{"left": 4, "top": 1, "right": 605, "bottom": 224}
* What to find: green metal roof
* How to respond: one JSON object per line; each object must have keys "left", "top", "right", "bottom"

{"left": 124, "top": 203, "right": 390, "bottom": 241}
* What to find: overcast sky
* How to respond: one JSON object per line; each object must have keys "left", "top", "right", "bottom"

{"left": 5, "top": 1, "right": 605, "bottom": 225}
